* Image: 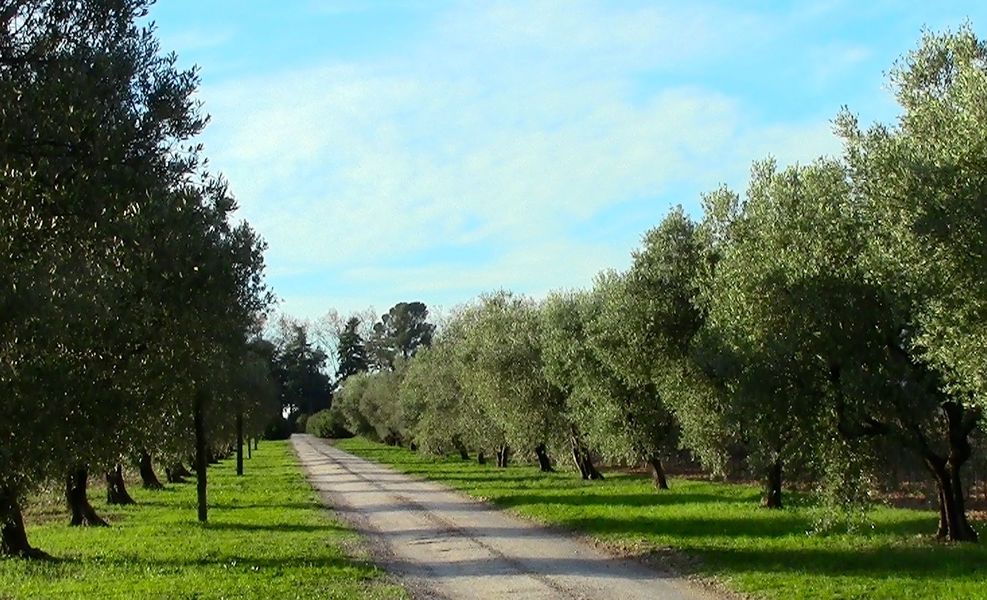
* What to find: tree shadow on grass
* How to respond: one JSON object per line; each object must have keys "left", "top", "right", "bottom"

{"left": 210, "top": 501, "right": 322, "bottom": 510}
{"left": 419, "top": 474, "right": 561, "bottom": 486}
{"left": 687, "top": 543, "right": 987, "bottom": 581}
{"left": 491, "top": 492, "right": 754, "bottom": 510}
{"left": 559, "top": 511, "right": 943, "bottom": 540}
{"left": 95, "top": 553, "right": 365, "bottom": 571}
{"left": 201, "top": 521, "right": 346, "bottom": 533}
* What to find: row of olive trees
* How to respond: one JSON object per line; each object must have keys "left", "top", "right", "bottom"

{"left": 326, "top": 29, "right": 986, "bottom": 542}
{"left": 0, "top": 0, "right": 276, "bottom": 557}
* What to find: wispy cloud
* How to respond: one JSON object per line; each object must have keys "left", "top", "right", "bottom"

{"left": 199, "top": 0, "right": 845, "bottom": 317}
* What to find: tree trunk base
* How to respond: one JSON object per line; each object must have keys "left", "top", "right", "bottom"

{"left": 496, "top": 445, "right": 510, "bottom": 468}
{"left": 477, "top": 451, "right": 486, "bottom": 465}
{"left": 761, "top": 460, "right": 783, "bottom": 509}
{"left": 648, "top": 456, "right": 669, "bottom": 490}
{"left": 165, "top": 466, "right": 187, "bottom": 484}
{"left": 66, "top": 469, "right": 109, "bottom": 527}
{"left": 571, "top": 445, "right": 603, "bottom": 480}
{"left": 105, "top": 464, "right": 136, "bottom": 505}
{"left": 139, "top": 452, "right": 164, "bottom": 490}
{"left": 0, "top": 487, "right": 50, "bottom": 559}
{"left": 534, "top": 444, "right": 554, "bottom": 472}
{"left": 195, "top": 389, "right": 209, "bottom": 523}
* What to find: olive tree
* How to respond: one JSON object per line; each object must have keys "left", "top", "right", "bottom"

{"left": 541, "top": 285, "right": 675, "bottom": 485}
{"left": 454, "top": 292, "right": 577, "bottom": 473}
{"left": 835, "top": 27, "right": 987, "bottom": 541}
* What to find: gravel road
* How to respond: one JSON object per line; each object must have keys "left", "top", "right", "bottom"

{"left": 293, "top": 434, "right": 719, "bottom": 600}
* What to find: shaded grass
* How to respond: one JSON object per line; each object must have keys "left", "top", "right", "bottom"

{"left": 337, "top": 437, "right": 987, "bottom": 600}
{"left": 0, "top": 441, "right": 406, "bottom": 600}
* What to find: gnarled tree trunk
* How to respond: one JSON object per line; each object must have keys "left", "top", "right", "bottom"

{"left": 477, "top": 451, "right": 486, "bottom": 465}
{"left": 139, "top": 451, "right": 163, "bottom": 489}
{"left": 647, "top": 456, "right": 669, "bottom": 490}
{"left": 105, "top": 463, "right": 135, "bottom": 505}
{"left": 924, "top": 402, "right": 979, "bottom": 542}
{"left": 194, "top": 388, "right": 209, "bottom": 523}
{"left": 452, "top": 436, "right": 470, "bottom": 461}
{"left": 761, "top": 459, "right": 783, "bottom": 509}
{"left": 165, "top": 465, "right": 186, "bottom": 484}
{"left": 66, "top": 468, "right": 108, "bottom": 527}
{"left": 236, "top": 411, "right": 244, "bottom": 477}
{"left": 1, "top": 485, "right": 46, "bottom": 558}
{"left": 569, "top": 428, "right": 603, "bottom": 480}
{"left": 534, "top": 443, "right": 554, "bottom": 472}
{"left": 496, "top": 444, "right": 510, "bottom": 468}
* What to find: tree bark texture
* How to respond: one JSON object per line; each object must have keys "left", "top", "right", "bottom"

{"left": 923, "top": 402, "right": 979, "bottom": 542}
{"left": 761, "top": 459, "right": 783, "bottom": 509}
{"left": 165, "top": 465, "right": 187, "bottom": 484}
{"left": 105, "top": 463, "right": 136, "bottom": 505}
{"left": 66, "top": 468, "right": 108, "bottom": 527}
{"left": 452, "top": 436, "right": 470, "bottom": 461}
{"left": 569, "top": 429, "right": 603, "bottom": 480}
{"left": 236, "top": 411, "right": 244, "bottom": 477}
{"left": 648, "top": 456, "right": 669, "bottom": 490}
{"left": 0, "top": 485, "right": 45, "bottom": 558}
{"left": 496, "top": 445, "right": 510, "bottom": 468}
{"left": 534, "top": 443, "right": 554, "bottom": 472}
{"left": 194, "top": 388, "right": 209, "bottom": 523}
{"left": 139, "top": 451, "right": 163, "bottom": 489}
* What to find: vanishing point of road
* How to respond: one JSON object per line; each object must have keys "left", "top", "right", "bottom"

{"left": 293, "top": 434, "right": 719, "bottom": 600}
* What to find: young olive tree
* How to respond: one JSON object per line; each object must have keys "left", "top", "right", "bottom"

{"left": 455, "top": 292, "right": 576, "bottom": 474}
{"left": 541, "top": 286, "right": 676, "bottom": 485}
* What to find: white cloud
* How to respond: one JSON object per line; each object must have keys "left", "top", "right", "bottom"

{"left": 197, "top": 0, "right": 849, "bottom": 317}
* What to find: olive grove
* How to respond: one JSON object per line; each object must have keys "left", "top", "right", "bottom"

{"left": 0, "top": 0, "right": 275, "bottom": 556}
{"left": 326, "top": 28, "right": 987, "bottom": 542}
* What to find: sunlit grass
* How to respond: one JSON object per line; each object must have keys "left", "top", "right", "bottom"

{"left": 0, "top": 440, "right": 405, "bottom": 600}
{"left": 338, "top": 437, "right": 987, "bottom": 600}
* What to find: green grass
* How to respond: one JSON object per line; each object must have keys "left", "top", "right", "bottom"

{"left": 0, "top": 441, "right": 406, "bottom": 600}
{"left": 337, "top": 437, "right": 987, "bottom": 600}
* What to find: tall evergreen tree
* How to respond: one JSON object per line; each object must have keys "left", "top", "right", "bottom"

{"left": 335, "top": 317, "right": 369, "bottom": 384}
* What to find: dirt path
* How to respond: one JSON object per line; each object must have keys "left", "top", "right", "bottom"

{"left": 293, "top": 434, "right": 718, "bottom": 600}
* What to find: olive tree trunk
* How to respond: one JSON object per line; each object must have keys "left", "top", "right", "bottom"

{"left": 534, "top": 443, "right": 554, "bottom": 472}
{"left": 452, "top": 436, "right": 470, "bottom": 461}
{"left": 66, "top": 468, "right": 108, "bottom": 527}
{"left": 647, "top": 456, "right": 669, "bottom": 490}
{"left": 194, "top": 388, "right": 209, "bottom": 523}
{"left": 139, "top": 451, "right": 163, "bottom": 489}
{"left": 569, "top": 428, "right": 603, "bottom": 480}
{"left": 0, "top": 485, "right": 45, "bottom": 558}
{"left": 105, "top": 463, "right": 136, "bottom": 505}
{"left": 496, "top": 445, "right": 510, "bottom": 468}
{"left": 165, "top": 465, "right": 186, "bottom": 484}
{"left": 924, "top": 402, "right": 979, "bottom": 542}
{"left": 236, "top": 411, "right": 244, "bottom": 477}
{"left": 761, "top": 459, "right": 783, "bottom": 509}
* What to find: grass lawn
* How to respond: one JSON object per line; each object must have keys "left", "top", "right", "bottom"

{"left": 337, "top": 437, "right": 987, "bottom": 600}
{"left": 0, "top": 440, "right": 406, "bottom": 600}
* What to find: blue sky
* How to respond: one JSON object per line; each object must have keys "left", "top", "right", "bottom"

{"left": 150, "top": 1, "right": 987, "bottom": 321}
